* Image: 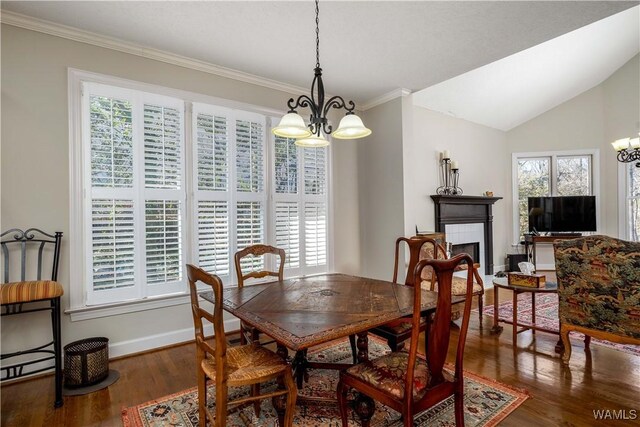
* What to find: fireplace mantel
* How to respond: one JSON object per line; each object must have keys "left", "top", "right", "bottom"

{"left": 431, "top": 195, "right": 502, "bottom": 274}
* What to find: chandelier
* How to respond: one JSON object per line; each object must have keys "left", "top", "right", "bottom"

{"left": 611, "top": 134, "right": 640, "bottom": 167}
{"left": 272, "top": 0, "right": 371, "bottom": 147}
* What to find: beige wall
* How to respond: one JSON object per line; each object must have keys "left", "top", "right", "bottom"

{"left": 1, "top": 24, "right": 361, "bottom": 356}
{"left": 507, "top": 54, "right": 639, "bottom": 266}
{"left": 407, "top": 104, "right": 511, "bottom": 270}
{"left": 358, "top": 97, "right": 406, "bottom": 280}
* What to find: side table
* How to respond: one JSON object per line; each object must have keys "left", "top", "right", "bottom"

{"left": 491, "top": 277, "right": 563, "bottom": 353}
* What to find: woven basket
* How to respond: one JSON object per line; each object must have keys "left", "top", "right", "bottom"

{"left": 64, "top": 337, "right": 109, "bottom": 388}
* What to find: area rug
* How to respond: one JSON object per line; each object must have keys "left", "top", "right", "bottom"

{"left": 122, "top": 338, "right": 528, "bottom": 426}
{"left": 483, "top": 293, "right": 640, "bottom": 356}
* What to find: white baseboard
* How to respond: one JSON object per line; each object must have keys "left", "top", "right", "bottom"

{"left": 108, "top": 318, "right": 241, "bottom": 358}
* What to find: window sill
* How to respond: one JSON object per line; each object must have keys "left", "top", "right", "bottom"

{"left": 65, "top": 292, "right": 191, "bottom": 321}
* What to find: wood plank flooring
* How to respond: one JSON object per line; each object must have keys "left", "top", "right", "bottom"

{"left": 2, "top": 286, "right": 639, "bottom": 426}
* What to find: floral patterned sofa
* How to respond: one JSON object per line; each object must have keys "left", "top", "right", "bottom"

{"left": 553, "top": 235, "right": 640, "bottom": 365}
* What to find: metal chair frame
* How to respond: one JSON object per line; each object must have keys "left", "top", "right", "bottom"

{"left": 1, "top": 228, "right": 63, "bottom": 408}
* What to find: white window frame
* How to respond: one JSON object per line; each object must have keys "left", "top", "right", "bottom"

{"left": 511, "top": 149, "right": 600, "bottom": 244}
{"left": 618, "top": 161, "right": 640, "bottom": 241}
{"left": 68, "top": 69, "right": 332, "bottom": 320}
{"left": 82, "top": 82, "right": 188, "bottom": 306}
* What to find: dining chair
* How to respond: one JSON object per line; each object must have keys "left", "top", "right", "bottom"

{"left": 234, "top": 244, "right": 285, "bottom": 346}
{"left": 186, "top": 264, "right": 296, "bottom": 427}
{"left": 421, "top": 241, "right": 485, "bottom": 324}
{"left": 337, "top": 253, "right": 475, "bottom": 427}
{"left": 0, "top": 228, "right": 64, "bottom": 408}
{"left": 368, "top": 236, "right": 437, "bottom": 351}
{"left": 235, "top": 243, "right": 358, "bottom": 368}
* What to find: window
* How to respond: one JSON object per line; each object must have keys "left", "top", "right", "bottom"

{"left": 272, "top": 133, "right": 328, "bottom": 276}
{"left": 72, "top": 76, "right": 329, "bottom": 311}
{"left": 621, "top": 163, "right": 640, "bottom": 241}
{"left": 513, "top": 151, "right": 598, "bottom": 241}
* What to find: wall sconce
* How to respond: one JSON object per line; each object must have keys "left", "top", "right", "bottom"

{"left": 612, "top": 133, "right": 640, "bottom": 167}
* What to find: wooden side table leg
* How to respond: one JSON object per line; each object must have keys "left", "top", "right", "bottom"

{"left": 491, "top": 286, "right": 503, "bottom": 333}
{"left": 531, "top": 292, "right": 536, "bottom": 335}
{"left": 512, "top": 291, "right": 518, "bottom": 345}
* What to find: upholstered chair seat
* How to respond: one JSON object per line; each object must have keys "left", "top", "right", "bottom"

{"left": 344, "top": 351, "right": 455, "bottom": 400}
{"left": 0, "top": 281, "right": 64, "bottom": 304}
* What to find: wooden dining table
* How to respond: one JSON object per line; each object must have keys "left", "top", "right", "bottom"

{"left": 201, "top": 273, "right": 447, "bottom": 417}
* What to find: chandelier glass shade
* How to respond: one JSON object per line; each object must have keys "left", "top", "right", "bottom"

{"left": 295, "top": 132, "right": 330, "bottom": 148}
{"left": 611, "top": 133, "right": 640, "bottom": 167}
{"left": 272, "top": 0, "right": 371, "bottom": 146}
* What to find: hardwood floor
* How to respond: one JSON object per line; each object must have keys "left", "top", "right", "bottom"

{"left": 2, "top": 285, "right": 639, "bottom": 426}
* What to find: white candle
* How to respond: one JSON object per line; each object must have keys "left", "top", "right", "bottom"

{"left": 442, "top": 150, "right": 450, "bottom": 160}
{"left": 451, "top": 160, "right": 459, "bottom": 169}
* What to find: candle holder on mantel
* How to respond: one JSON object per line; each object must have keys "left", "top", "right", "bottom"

{"left": 436, "top": 156, "right": 463, "bottom": 195}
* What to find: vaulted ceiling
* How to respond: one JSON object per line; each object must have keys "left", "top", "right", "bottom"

{"left": 2, "top": 1, "right": 638, "bottom": 129}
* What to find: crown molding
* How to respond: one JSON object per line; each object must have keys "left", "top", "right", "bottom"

{"left": 360, "top": 88, "right": 412, "bottom": 111}
{"left": 0, "top": 9, "right": 311, "bottom": 97}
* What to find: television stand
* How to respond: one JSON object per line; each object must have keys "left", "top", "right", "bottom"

{"left": 524, "top": 234, "right": 583, "bottom": 272}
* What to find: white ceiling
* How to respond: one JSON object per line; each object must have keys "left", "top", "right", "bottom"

{"left": 2, "top": 1, "right": 638, "bottom": 109}
{"left": 412, "top": 5, "right": 640, "bottom": 131}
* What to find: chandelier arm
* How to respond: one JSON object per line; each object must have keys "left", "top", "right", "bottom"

{"left": 288, "top": 94, "right": 320, "bottom": 116}
{"left": 323, "top": 96, "right": 356, "bottom": 117}
{"left": 322, "top": 122, "right": 333, "bottom": 135}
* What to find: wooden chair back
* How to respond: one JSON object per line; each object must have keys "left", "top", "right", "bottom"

{"left": 392, "top": 237, "right": 444, "bottom": 287}
{"left": 235, "top": 244, "right": 285, "bottom": 287}
{"left": 186, "top": 264, "right": 226, "bottom": 370}
{"left": 1, "top": 228, "right": 62, "bottom": 283}
{"left": 409, "top": 253, "right": 474, "bottom": 393}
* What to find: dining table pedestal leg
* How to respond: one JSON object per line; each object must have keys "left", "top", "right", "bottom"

{"left": 356, "top": 331, "right": 369, "bottom": 363}
{"left": 354, "top": 330, "right": 375, "bottom": 425}
{"left": 353, "top": 393, "right": 375, "bottom": 427}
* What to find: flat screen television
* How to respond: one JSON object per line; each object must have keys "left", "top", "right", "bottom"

{"left": 528, "top": 196, "right": 596, "bottom": 233}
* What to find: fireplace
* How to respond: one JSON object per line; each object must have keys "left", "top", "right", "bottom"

{"left": 431, "top": 195, "right": 502, "bottom": 275}
{"left": 451, "top": 242, "right": 480, "bottom": 263}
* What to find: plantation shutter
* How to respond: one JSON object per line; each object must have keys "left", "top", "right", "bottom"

{"left": 86, "top": 87, "right": 139, "bottom": 304}
{"left": 303, "top": 147, "right": 328, "bottom": 268}
{"left": 273, "top": 135, "right": 300, "bottom": 269}
{"left": 193, "top": 106, "right": 266, "bottom": 282}
{"left": 193, "top": 105, "right": 232, "bottom": 277}
{"left": 305, "top": 202, "right": 327, "bottom": 266}
{"left": 275, "top": 202, "right": 300, "bottom": 268}
{"left": 236, "top": 119, "right": 264, "bottom": 193}
{"left": 234, "top": 113, "right": 266, "bottom": 274}
{"left": 143, "top": 102, "right": 184, "bottom": 295}
{"left": 84, "top": 84, "right": 186, "bottom": 305}
{"left": 90, "top": 199, "right": 136, "bottom": 291}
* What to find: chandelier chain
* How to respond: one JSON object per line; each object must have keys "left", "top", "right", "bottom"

{"left": 315, "top": 0, "right": 320, "bottom": 68}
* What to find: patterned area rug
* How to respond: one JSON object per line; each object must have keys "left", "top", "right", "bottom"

{"left": 122, "top": 338, "right": 528, "bottom": 426}
{"left": 483, "top": 293, "right": 640, "bottom": 356}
